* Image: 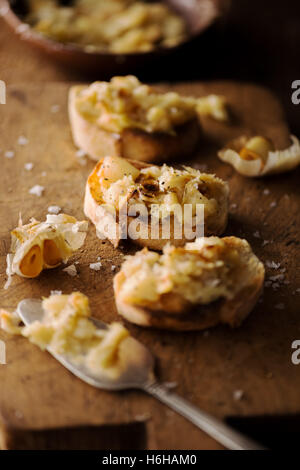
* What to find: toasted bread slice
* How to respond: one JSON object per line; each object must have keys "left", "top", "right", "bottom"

{"left": 84, "top": 156, "right": 229, "bottom": 250}
{"left": 113, "top": 237, "right": 265, "bottom": 331}
{"left": 69, "top": 85, "right": 201, "bottom": 163}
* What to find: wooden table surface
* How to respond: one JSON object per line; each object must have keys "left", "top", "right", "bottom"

{"left": 0, "top": 0, "right": 300, "bottom": 451}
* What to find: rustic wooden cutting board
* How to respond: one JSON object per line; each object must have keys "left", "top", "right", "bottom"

{"left": 0, "top": 81, "right": 299, "bottom": 450}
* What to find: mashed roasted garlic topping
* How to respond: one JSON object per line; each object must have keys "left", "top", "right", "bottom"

{"left": 75, "top": 76, "right": 228, "bottom": 134}
{"left": 25, "top": 0, "right": 187, "bottom": 53}
{"left": 117, "top": 237, "right": 255, "bottom": 311}
{"left": 5, "top": 214, "right": 88, "bottom": 287}
{"left": 98, "top": 156, "right": 228, "bottom": 225}
{"left": 0, "top": 293, "right": 142, "bottom": 379}
{"left": 218, "top": 135, "right": 300, "bottom": 177}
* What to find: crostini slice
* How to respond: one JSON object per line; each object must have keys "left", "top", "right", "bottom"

{"left": 113, "top": 236, "right": 265, "bottom": 331}
{"left": 84, "top": 155, "right": 229, "bottom": 250}
{"left": 69, "top": 76, "right": 227, "bottom": 163}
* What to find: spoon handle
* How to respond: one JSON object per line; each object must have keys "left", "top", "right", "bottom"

{"left": 144, "top": 382, "right": 265, "bottom": 450}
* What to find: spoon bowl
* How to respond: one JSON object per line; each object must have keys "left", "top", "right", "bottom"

{"left": 17, "top": 297, "right": 265, "bottom": 450}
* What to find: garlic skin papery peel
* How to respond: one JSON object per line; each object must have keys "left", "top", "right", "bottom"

{"left": 218, "top": 135, "right": 300, "bottom": 177}
{"left": 5, "top": 214, "right": 88, "bottom": 287}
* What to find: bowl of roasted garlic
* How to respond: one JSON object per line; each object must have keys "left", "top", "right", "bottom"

{"left": 1, "top": 0, "right": 230, "bottom": 75}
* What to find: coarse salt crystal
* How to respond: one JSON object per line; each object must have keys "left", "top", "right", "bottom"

{"left": 5, "top": 151, "right": 14, "bottom": 159}
{"left": 90, "top": 262, "right": 102, "bottom": 271}
{"left": 50, "top": 290, "right": 62, "bottom": 296}
{"left": 111, "top": 265, "right": 116, "bottom": 271}
{"left": 266, "top": 261, "right": 280, "bottom": 269}
{"left": 48, "top": 205, "right": 61, "bottom": 215}
{"left": 263, "top": 189, "right": 270, "bottom": 195}
{"left": 270, "top": 201, "right": 277, "bottom": 208}
{"left": 18, "top": 136, "right": 29, "bottom": 146}
{"left": 51, "top": 104, "right": 60, "bottom": 113}
{"left": 253, "top": 231, "right": 260, "bottom": 238}
{"left": 62, "top": 264, "right": 77, "bottom": 277}
{"left": 29, "top": 185, "right": 44, "bottom": 197}
{"left": 24, "top": 162, "right": 34, "bottom": 171}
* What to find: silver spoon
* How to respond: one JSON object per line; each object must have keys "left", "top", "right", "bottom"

{"left": 17, "top": 299, "right": 265, "bottom": 450}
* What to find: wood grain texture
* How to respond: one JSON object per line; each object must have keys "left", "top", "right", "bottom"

{"left": 0, "top": 81, "right": 299, "bottom": 450}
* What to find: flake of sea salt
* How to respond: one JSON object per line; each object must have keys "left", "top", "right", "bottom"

{"left": 62, "top": 264, "right": 77, "bottom": 277}
{"left": 270, "top": 201, "right": 277, "bottom": 208}
{"left": 29, "top": 185, "right": 44, "bottom": 197}
{"left": 24, "top": 162, "right": 34, "bottom": 171}
{"left": 51, "top": 104, "right": 60, "bottom": 113}
{"left": 263, "top": 189, "right": 270, "bottom": 195}
{"left": 18, "top": 135, "right": 29, "bottom": 146}
{"left": 266, "top": 261, "right": 280, "bottom": 269}
{"left": 89, "top": 262, "right": 102, "bottom": 271}
{"left": 50, "top": 290, "right": 62, "bottom": 296}
{"left": 4, "top": 151, "right": 15, "bottom": 159}
{"left": 48, "top": 205, "right": 61, "bottom": 215}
